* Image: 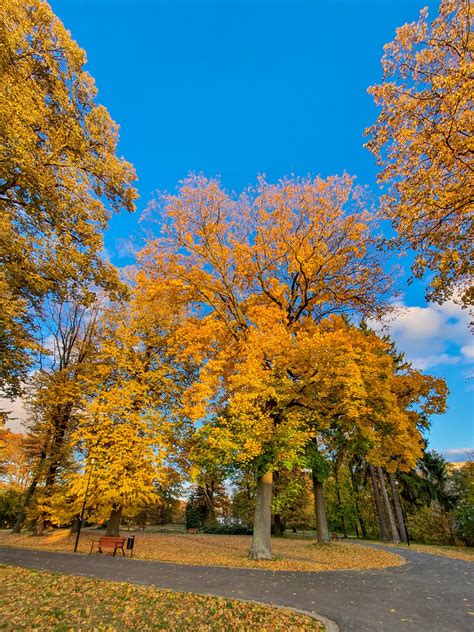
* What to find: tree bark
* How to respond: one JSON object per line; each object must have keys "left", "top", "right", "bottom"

{"left": 334, "top": 465, "right": 347, "bottom": 538}
{"left": 106, "top": 506, "right": 122, "bottom": 536}
{"left": 11, "top": 479, "right": 37, "bottom": 533}
{"left": 377, "top": 467, "right": 400, "bottom": 543}
{"left": 11, "top": 449, "right": 46, "bottom": 535}
{"left": 248, "top": 470, "right": 273, "bottom": 560}
{"left": 389, "top": 472, "right": 408, "bottom": 544}
{"left": 204, "top": 482, "right": 217, "bottom": 525}
{"left": 369, "top": 464, "right": 389, "bottom": 541}
{"left": 274, "top": 513, "right": 285, "bottom": 537}
{"left": 349, "top": 463, "right": 367, "bottom": 538}
{"left": 312, "top": 471, "right": 330, "bottom": 543}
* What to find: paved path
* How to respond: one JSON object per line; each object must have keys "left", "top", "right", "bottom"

{"left": 1, "top": 544, "right": 472, "bottom": 631}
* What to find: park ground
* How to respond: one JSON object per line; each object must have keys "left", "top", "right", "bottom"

{"left": 0, "top": 529, "right": 404, "bottom": 572}
{"left": 0, "top": 539, "right": 472, "bottom": 632}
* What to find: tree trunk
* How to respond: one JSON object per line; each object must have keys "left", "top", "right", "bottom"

{"left": 106, "top": 506, "right": 122, "bottom": 536}
{"left": 274, "top": 513, "right": 285, "bottom": 537}
{"left": 377, "top": 467, "right": 400, "bottom": 543}
{"left": 33, "top": 514, "right": 45, "bottom": 536}
{"left": 369, "top": 464, "right": 389, "bottom": 541}
{"left": 349, "top": 464, "right": 367, "bottom": 538}
{"left": 312, "top": 471, "right": 330, "bottom": 543}
{"left": 44, "top": 405, "right": 72, "bottom": 488}
{"left": 389, "top": 473, "right": 408, "bottom": 544}
{"left": 248, "top": 470, "right": 273, "bottom": 560}
{"left": 334, "top": 465, "right": 347, "bottom": 538}
{"left": 12, "top": 460, "right": 46, "bottom": 533}
{"left": 70, "top": 515, "right": 81, "bottom": 534}
{"left": 204, "top": 481, "right": 217, "bottom": 525}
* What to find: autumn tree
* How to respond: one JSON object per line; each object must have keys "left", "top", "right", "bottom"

{"left": 141, "top": 173, "right": 392, "bottom": 559}
{"left": 0, "top": 0, "right": 137, "bottom": 403}
{"left": 12, "top": 296, "right": 101, "bottom": 533}
{"left": 0, "top": 429, "right": 31, "bottom": 490}
{"left": 297, "top": 318, "right": 447, "bottom": 543}
{"left": 68, "top": 278, "right": 193, "bottom": 536}
{"left": 366, "top": 0, "right": 473, "bottom": 310}
{"left": 356, "top": 331, "right": 447, "bottom": 543}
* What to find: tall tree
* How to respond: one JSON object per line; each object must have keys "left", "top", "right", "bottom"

{"left": 12, "top": 297, "right": 100, "bottom": 533}
{"left": 0, "top": 0, "right": 137, "bottom": 403}
{"left": 366, "top": 0, "right": 473, "bottom": 310}
{"left": 68, "top": 279, "right": 191, "bottom": 536}
{"left": 141, "top": 173, "right": 392, "bottom": 559}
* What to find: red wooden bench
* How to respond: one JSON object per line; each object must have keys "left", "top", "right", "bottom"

{"left": 89, "top": 536, "right": 126, "bottom": 556}
{"left": 186, "top": 527, "right": 200, "bottom": 534}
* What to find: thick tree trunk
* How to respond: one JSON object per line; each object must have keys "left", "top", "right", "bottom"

{"left": 204, "top": 482, "right": 217, "bottom": 525}
{"left": 312, "top": 471, "right": 330, "bottom": 543}
{"left": 44, "top": 407, "right": 72, "bottom": 488}
{"left": 369, "top": 464, "right": 389, "bottom": 542}
{"left": 106, "top": 506, "right": 122, "bottom": 536}
{"left": 249, "top": 470, "right": 273, "bottom": 560}
{"left": 377, "top": 467, "right": 400, "bottom": 543}
{"left": 389, "top": 473, "right": 408, "bottom": 544}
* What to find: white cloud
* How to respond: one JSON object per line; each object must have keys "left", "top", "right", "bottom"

{"left": 444, "top": 447, "right": 473, "bottom": 455}
{"left": 0, "top": 397, "right": 28, "bottom": 433}
{"left": 408, "top": 354, "right": 461, "bottom": 372}
{"left": 369, "top": 299, "right": 472, "bottom": 370}
{"left": 441, "top": 447, "right": 473, "bottom": 463}
{"left": 461, "top": 344, "right": 474, "bottom": 360}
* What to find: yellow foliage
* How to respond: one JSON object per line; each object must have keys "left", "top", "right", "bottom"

{"left": 366, "top": 0, "right": 473, "bottom": 309}
{"left": 0, "top": 0, "right": 137, "bottom": 397}
{"left": 140, "top": 174, "right": 445, "bottom": 478}
{"left": 68, "top": 283, "right": 192, "bottom": 520}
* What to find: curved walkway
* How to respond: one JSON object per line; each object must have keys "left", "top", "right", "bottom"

{"left": 1, "top": 544, "right": 472, "bottom": 631}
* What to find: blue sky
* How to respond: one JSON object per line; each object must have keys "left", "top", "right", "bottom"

{"left": 44, "top": 0, "right": 471, "bottom": 459}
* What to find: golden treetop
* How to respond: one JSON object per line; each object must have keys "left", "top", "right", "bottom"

{"left": 366, "top": 0, "right": 473, "bottom": 309}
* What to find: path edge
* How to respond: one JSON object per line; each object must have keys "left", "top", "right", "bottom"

{"left": 234, "top": 599, "right": 340, "bottom": 632}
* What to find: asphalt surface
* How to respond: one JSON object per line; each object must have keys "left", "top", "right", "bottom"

{"left": 1, "top": 543, "right": 472, "bottom": 631}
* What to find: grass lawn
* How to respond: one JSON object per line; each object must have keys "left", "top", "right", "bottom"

{"left": 0, "top": 565, "right": 324, "bottom": 631}
{"left": 0, "top": 529, "right": 402, "bottom": 571}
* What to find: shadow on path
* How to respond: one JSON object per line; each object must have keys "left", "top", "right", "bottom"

{"left": 1, "top": 544, "right": 472, "bottom": 631}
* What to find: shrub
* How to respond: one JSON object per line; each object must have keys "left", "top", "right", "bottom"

{"left": 0, "top": 488, "right": 23, "bottom": 529}
{"left": 201, "top": 524, "right": 252, "bottom": 535}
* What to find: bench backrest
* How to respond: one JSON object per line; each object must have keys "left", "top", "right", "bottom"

{"left": 99, "top": 536, "right": 125, "bottom": 545}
